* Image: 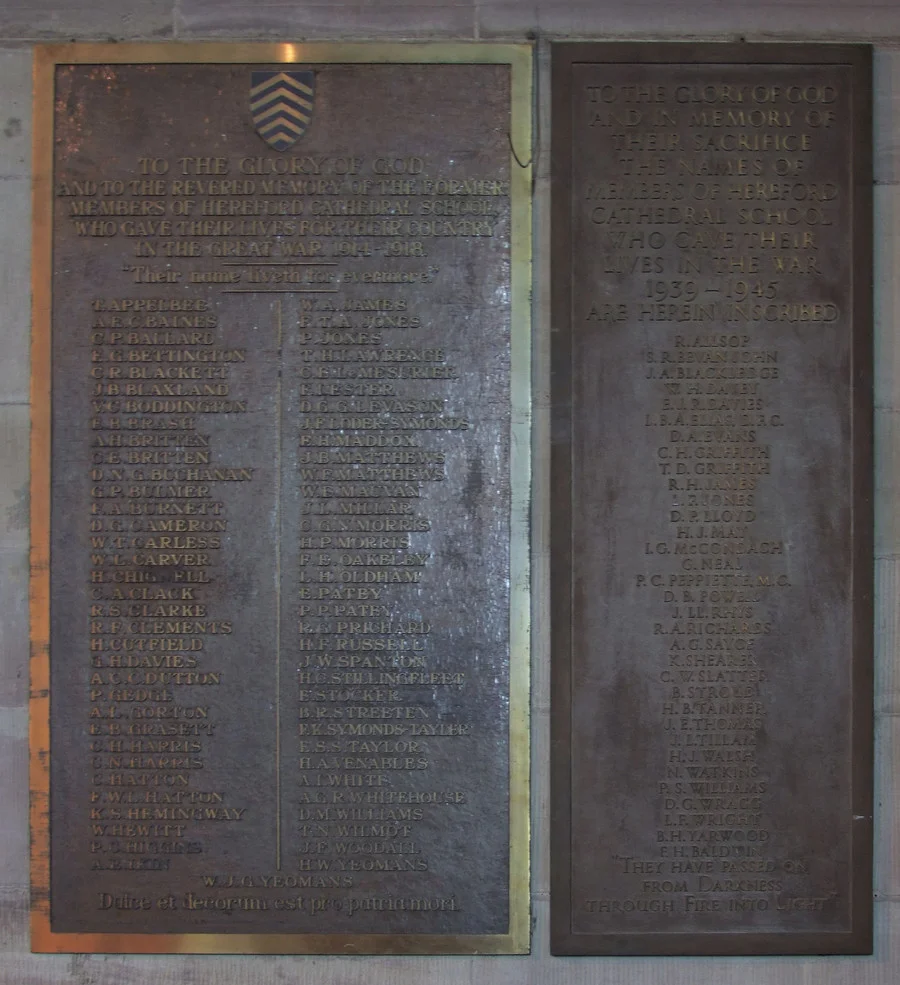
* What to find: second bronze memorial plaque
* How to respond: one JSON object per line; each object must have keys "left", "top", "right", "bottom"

{"left": 32, "top": 43, "right": 531, "bottom": 954}
{"left": 551, "top": 44, "right": 873, "bottom": 955}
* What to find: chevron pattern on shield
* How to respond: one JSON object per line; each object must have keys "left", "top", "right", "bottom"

{"left": 250, "top": 71, "right": 315, "bottom": 151}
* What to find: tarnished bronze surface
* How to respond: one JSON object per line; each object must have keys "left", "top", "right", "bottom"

{"left": 32, "top": 43, "right": 531, "bottom": 954}
{"left": 550, "top": 43, "right": 873, "bottom": 956}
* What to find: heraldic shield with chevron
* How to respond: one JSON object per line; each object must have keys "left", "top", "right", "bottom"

{"left": 250, "top": 70, "right": 315, "bottom": 151}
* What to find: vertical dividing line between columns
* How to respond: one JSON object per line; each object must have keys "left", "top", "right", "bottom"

{"left": 275, "top": 298, "right": 283, "bottom": 870}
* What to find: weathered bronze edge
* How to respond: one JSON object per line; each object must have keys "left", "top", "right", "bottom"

{"left": 549, "top": 929, "right": 874, "bottom": 957}
{"left": 551, "top": 40, "right": 874, "bottom": 66}
{"left": 849, "top": 44, "right": 875, "bottom": 958}
{"left": 548, "top": 42, "right": 875, "bottom": 957}
{"left": 31, "top": 930, "right": 526, "bottom": 957}
{"left": 506, "top": 42, "right": 534, "bottom": 958}
{"left": 30, "top": 39, "right": 54, "bottom": 957}
{"left": 33, "top": 41, "right": 531, "bottom": 66}
{"left": 548, "top": 41, "right": 575, "bottom": 955}
{"left": 29, "top": 42, "right": 532, "bottom": 956}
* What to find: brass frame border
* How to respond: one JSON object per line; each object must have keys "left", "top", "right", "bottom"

{"left": 30, "top": 41, "right": 532, "bottom": 956}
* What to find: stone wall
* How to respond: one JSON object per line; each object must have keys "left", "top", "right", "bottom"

{"left": 1, "top": 1, "right": 898, "bottom": 982}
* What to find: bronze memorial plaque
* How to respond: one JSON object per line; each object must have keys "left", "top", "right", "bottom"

{"left": 551, "top": 44, "right": 872, "bottom": 955}
{"left": 31, "top": 43, "right": 531, "bottom": 954}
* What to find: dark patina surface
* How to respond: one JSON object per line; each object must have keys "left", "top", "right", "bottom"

{"left": 48, "top": 60, "right": 515, "bottom": 940}
{"left": 550, "top": 43, "right": 873, "bottom": 956}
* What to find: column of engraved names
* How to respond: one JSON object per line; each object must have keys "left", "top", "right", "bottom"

{"left": 646, "top": 329, "right": 778, "bottom": 917}
{"left": 289, "top": 163, "right": 510, "bottom": 911}
{"left": 579, "top": 67, "right": 845, "bottom": 919}
{"left": 83, "top": 285, "right": 254, "bottom": 883}
{"left": 292, "top": 301, "right": 468, "bottom": 895}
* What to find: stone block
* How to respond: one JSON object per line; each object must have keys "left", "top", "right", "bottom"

{"left": 478, "top": 0, "right": 900, "bottom": 40}
{"left": 876, "top": 712, "right": 900, "bottom": 898}
{"left": 0, "top": 405, "right": 29, "bottom": 552}
{"left": 877, "top": 558, "right": 900, "bottom": 716}
{"left": 0, "top": 729, "right": 28, "bottom": 891}
{"left": 0, "top": 180, "right": 31, "bottom": 405}
{"left": 0, "top": 546, "right": 28, "bottom": 708}
{"left": 875, "top": 407, "right": 900, "bottom": 559}
{"left": 875, "top": 49, "right": 900, "bottom": 186}
{"left": 0, "top": 49, "right": 30, "bottom": 178}
{"left": 0, "top": 1, "right": 173, "bottom": 40}
{"left": 176, "top": 1, "right": 476, "bottom": 39}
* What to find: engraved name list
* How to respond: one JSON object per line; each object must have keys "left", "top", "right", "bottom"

{"left": 551, "top": 45, "right": 872, "bottom": 956}
{"left": 33, "top": 51, "right": 530, "bottom": 953}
